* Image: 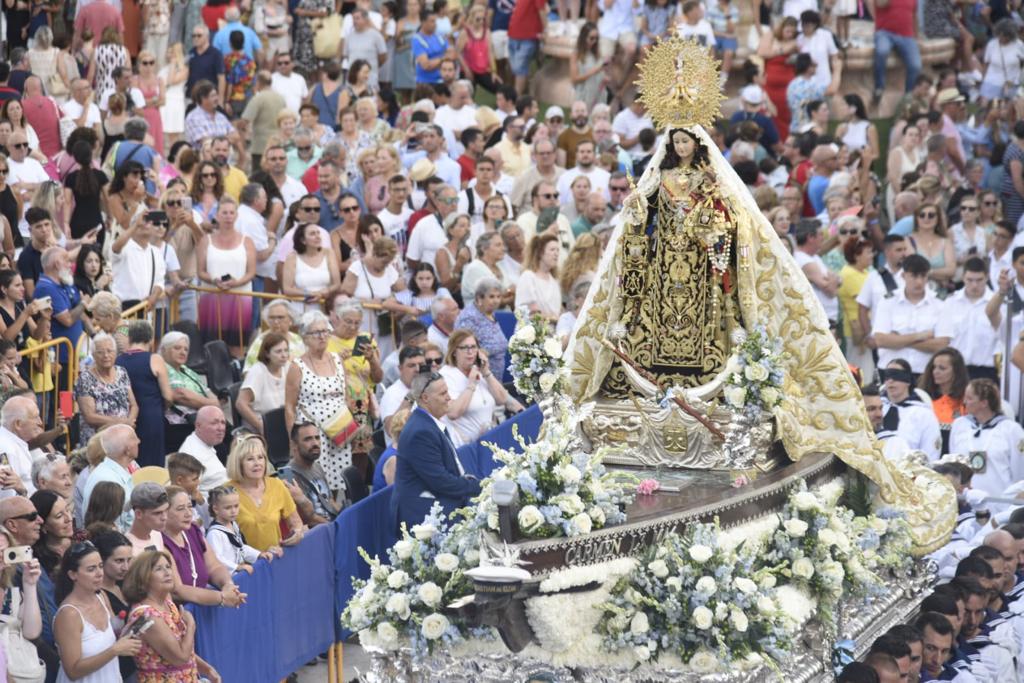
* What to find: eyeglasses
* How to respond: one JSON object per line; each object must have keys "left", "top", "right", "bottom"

{"left": 140, "top": 60, "right": 155, "bottom": 66}
{"left": 297, "top": 145, "right": 312, "bottom": 152}
{"left": 422, "top": 357, "right": 442, "bottom": 367}
{"left": 304, "top": 329, "right": 331, "bottom": 338}
{"left": 202, "top": 172, "right": 217, "bottom": 178}
{"left": 11, "top": 143, "right": 27, "bottom": 149}
{"left": 917, "top": 211, "right": 937, "bottom": 219}
{"left": 437, "top": 197, "right": 458, "bottom": 205}
{"left": 9, "top": 511, "right": 39, "bottom": 522}
{"left": 341, "top": 205, "right": 360, "bottom": 213}
{"left": 540, "top": 192, "right": 559, "bottom": 200}
{"left": 961, "top": 205, "right": 978, "bottom": 212}
{"left": 192, "top": 32, "right": 204, "bottom": 37}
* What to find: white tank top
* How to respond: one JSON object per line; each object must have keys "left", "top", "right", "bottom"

{"left": 289, "top": 252, "right": 334, "bottom": 317}
{"left": 206, "top": 238, "right": 252, "bottom": 292}
{"left": 841, "top": 120, "right": 870, "bottom": 152}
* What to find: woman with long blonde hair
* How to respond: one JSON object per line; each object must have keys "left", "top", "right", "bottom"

{"left": 559, "top": 232, "right": 601, "bottom": 299}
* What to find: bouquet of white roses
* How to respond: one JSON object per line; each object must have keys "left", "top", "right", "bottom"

{"left": 470, "top": 400, "right": 635, "bottom": 539}
{"left": 508, "top": 308, "right": 568, "bottom": 402}
{"left": 597, "top": 521, "right": 793, "bottom": 672}
{"left": 723, "top": 324, "right": 786, "bottom": 418}
{"left": 341, "top": 503, "right": 480, "bottom": 656}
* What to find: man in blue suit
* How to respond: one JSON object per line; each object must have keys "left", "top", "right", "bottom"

{"left": 392, "top": 372, "right": 481, "bottom": 531}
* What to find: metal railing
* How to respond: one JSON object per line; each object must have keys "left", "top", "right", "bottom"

{"left": 18, "top": 336, "right": 74, "bottom": 453}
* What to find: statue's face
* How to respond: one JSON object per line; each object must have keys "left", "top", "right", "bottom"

{"left": 672, "top": 131, "right": 696, "bottom": 162}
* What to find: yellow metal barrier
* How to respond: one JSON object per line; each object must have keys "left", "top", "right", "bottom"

{"left": 18, "top": 336, "right": 75, "bottom": 453}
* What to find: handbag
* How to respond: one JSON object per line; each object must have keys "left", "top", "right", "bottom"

{"left": 299, "top": 354, "right": 362, "bottom": 447}
{"left": 313, "top": 14, "right": 343, "bottom": 60}
{"left": 0, "top": 588, "right": 45, "bottom": 683}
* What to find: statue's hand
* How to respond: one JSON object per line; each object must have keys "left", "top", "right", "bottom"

{"left": 623, "top": 191, "right": 646, "bottom": 224}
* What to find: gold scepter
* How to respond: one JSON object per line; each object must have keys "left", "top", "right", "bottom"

{"left": 600, "top": 339, "right": 726, "bottom": 441}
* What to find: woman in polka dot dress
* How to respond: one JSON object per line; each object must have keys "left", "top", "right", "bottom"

{"left": 285, "top": 311, "right": 353, "bottom": 491}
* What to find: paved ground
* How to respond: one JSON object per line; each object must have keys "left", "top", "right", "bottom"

{"left": 292, "top": 642, "right": 370, "bottom": 682}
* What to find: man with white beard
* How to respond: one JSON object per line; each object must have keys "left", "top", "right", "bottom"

{"left": 32, "top": 243, "right": 86, "bottom": 371}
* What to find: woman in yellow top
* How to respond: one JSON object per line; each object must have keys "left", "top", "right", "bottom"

{"left": 919, "top": 348, "right": 968, "bottom": 454}
{"left": 227, "top": 435, "right": 305, "bottom": 551}
{"left": 837, "top": 234, "right": 875, "bottom": 383}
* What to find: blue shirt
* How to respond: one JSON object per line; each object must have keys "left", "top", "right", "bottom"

{"left": 82, "top": 457, "right": 135, "bottom": 530}
{"left": 186, "top": 46, "right": 225, "bottom": 99}
{"left": 314, "top": 190, "right": 345, "bottom": 232}
{"left": 890, "top": 215, "right": 915, "bottom": 237}
{"left": 488, "top": 0, "right": 514, "bottom": 31}
{"left": 212, "top": 22, "right": 262, "bottom": 61}
{"left": 412, "top": 32, "right": 446, "bottom": 84}
{"left": 373, "top": 447, "right": 396, "bottom": 490}
{"left": 807, "top": 174, "right": 830, "bottom": 214}
{"left": 33, "top": 275, "right": 83, "bottom": 361}
{"left": 114, "top": 141, "right": 159, "bottom": 195}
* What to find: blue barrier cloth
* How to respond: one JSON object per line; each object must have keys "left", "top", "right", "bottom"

{"left": 473, "top": 404, "right": 544, "bottom": 476}
{"left": 336, "top": 486, "right": 398, "bottom": 641}
{"left": 190, "top": 522, "right": 337, "bottom": 683}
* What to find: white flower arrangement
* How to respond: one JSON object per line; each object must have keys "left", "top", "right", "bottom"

{"left": 470, "top": 398, "right": 636, "bottom": 539}
{"left": 723, "top": 324, "right": 786, "bottom": 418}
{"left": 341, "top": 503, "right": 484, "bottom": 657}
{"left": 508, "top": 309, "right": 569, "bottom": 402}
{"left": 596, "top": 521, "right": 794, "bottom": 671}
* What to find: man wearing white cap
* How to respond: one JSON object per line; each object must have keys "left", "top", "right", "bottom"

{"left": 544, "top": 106, "right": 566, "bottom": 140}
{"left": 729, "top": 85, "right": 781, "bottom": 154}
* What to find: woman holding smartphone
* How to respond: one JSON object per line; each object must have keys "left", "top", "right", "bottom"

{"left": 438, "top": 328, "right": 510, "bottom": 446}
{"left": 53, "top": 541, "right": 141, "bottom": 683}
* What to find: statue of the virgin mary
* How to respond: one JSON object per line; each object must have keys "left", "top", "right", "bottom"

{"left": 564, "top": 38, "right": 956, "bottom": 555}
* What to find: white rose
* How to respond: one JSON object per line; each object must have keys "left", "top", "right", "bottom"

{"left": 515, "top": 325, "right": 536, "bottom": 344}
{"left": 690, "top": 648, "right": 719, "bottom": 673}
{"left": 730, "top": 608, "right": 749, "bottom": 633}
{"left": 376, "top": 622, "right": 399, "bottom": 645}
{"left": 648, "top": 559, "right": 670, "bottom": 578}
{"left": 783, "top": 518, "right": 808, "bottom": 538}
{"left": 634, "top": 645, "right": 652, "bottom": 662}
{"left": 733, "top": 577, "right": 758, "bottom": 595}
{"left": 557, "top": 464, "right": 582, "bottom": 485}
{"left": 666, "top": 576, "right": 683, "bottom": 592}
{"left": 348, "top": 604, "right": 366, "bottom": 625}
{"left": 385, "top": 593, "right": 411, "bottom": 620}
{"left": 517, "top": 505, "right": 545, "bottom": 533}
{"left": 556, "top": 495, "right": 585, "bottom": 516}
{"left": 688, "top": 544, "right": 713, "bottom": 563}
{"left": 725, "top": 386, "right": 747, "bottom": 408}
{"left": 387, "top": 570, "right": 410, "bottom": 589}
{"left": 817, "top": 529, "right": 838, "bottom": 547}
{"left": 421, "top": 613, "right": 449, "bottom": 640}
{"left": 792, "top": 557, "right": 815, "bottom": 580}
{"left": 756, "top": 595, "right": 776, "bottom": 614}
{"left": 538, "top": 372, "right": 557, "bottom": 393}
{"left": 759, "top": 574, "right": 777, "bottom": 589}
{"left": 411, "top": 524, "right": 437, "bottom": 541}
{"left": 744, "top": 364, "right": 769, "bottom": 382}
{"left": 695, "top": 576, "right": 717, "bottom": 594}
{"left": 692, "top": 605, "right": 714, "bottom": 630}
{"left": 630, "top": 612, "right": 650, "bottom": 635}
{"left": 543, "top": 338, "right": 563, "bottom": 359}
{"left": 761, "top": 386, "right": 780, "bottom": 406}
{"left": 792, "top": 491, "right": 820, "bottom": 511}
{"left": 393, "top": 540, "right": 414, "bottom": 560}
{"left": 434, "top": 553, "right": 459, "bottom": 573}
{"left": 572, "top": 512, "right": 593, "bottom": 534}
{"left": 715, "top": 602, "right": 729, "bottom": 621}
{"left": 588, "top": 506, "right": 606, "bottom": 527}
{"left": 417, "top": 582, "right": 443, "bottom": 607}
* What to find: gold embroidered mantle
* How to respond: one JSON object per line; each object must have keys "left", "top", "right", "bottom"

{"left": 564, "top": 126, "right": 956, "bottom": 555}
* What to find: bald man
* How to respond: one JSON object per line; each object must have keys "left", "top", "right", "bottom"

{"left": 179, "top": 406, "right": 229, "bottom": 494}
{"left": 985, "top": 529, "right": 1020, "bottom": 594}
{"left": 83, "top": 424, "right": 140, "bottom": 529}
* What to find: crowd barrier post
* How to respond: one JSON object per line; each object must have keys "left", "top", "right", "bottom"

{"left": 18, "top": 336, "right": 74, "bottom": 452}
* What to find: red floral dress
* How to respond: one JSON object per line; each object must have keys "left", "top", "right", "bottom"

{"left": 127, "top": 599, "right": 199, "bottom": 683}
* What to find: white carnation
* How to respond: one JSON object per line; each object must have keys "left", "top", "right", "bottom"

{"left": 434, "top": 553, "right": 459, "bottom": 572}
{"left": 543, "top": 338, "right": 563, "bottom": 359}
{"left": 557, "top": 464, "right": 582, "bottom": 485}
{"left": 385, "top": 593, "right": 411, "bottom": 620}
{"left": 630, "top": 612, "right": 650, "bottom": 635}
{"left": 411, "top": 524, "right": 436, "bottom": 541}
{"left": 733, "top": 577, "right": 757, "bottom": 594}
{"left": 387, "top": 570, "right": 410, "bottom": 589}
{"left": 393, "top": 540, "right": 414, "bottom": 560}
{"left": 695, "top": 576, "right": 717, "bottom": 594}
{"left": 688, "top": 544, "right": 713, "bottom": 563}
{"left": 376, "top": 622, "right": 399, "bottom": 645}
{"left": 783, "top": 518, "right": 808, "bottom": 537}
{"left": 690, "top": 648, "right": 719, "bottom": 673}
{"left": 730, "top": 608, "right": 749, "bottom": 632}
{"left": 725, "top": 386, "right": 747, "bottom": 408}
{"left": 792, "top": 491, "right": 820, "bottom": 511}
{"left": 571, "top": 512, "right": 593, "bottom": 534}
{"left": 514, "top": 325, "right": 536, "bottom": 344}
{"left": 417, "top": 582, "right": 443, "bottom": 607}
{"left": 692, "top": 605, "right": 714, "bottom": 630}
{"left": 538, "top": 372, "right": 557, "bottom": 393}
{"left": 420, "top": 613, "right": 449, "bottom": 640}
{"left": 648, "top": 559, "right": 670, "bottom": 578}
{"left": 792, "top": 557, "right": 815, "bottom": 580}
{"left": 517, "top": 505, "right": 544, "bottom": 533}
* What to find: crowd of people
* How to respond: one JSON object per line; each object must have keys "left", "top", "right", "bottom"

{"left": 0, "top": 0, "right": 1014, "bottom": 678}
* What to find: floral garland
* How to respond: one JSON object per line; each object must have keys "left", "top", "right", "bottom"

{"left": 469, "top": 399, "right": 636, "bottom": 539}
{"left": 508, "top": 309, "right": 569, "bottom": 402}
{"left": 723, "top": 324, "right": 786, "bottom": 418}
{"left": 340, "top": 503, "right": 482, "bottom": 656}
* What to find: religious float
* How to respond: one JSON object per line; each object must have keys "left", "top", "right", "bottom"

{"left": 342, "top": 39, "right": 957, "bottom": 682}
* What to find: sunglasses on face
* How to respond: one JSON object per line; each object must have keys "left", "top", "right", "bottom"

{"left": 540, "top": 192, "right": 559, "bottom": 200}
{"left": 838, "top": 229, "right": 863, "bottom": 236}
{"left": 166, "top": 200, "right": 181, "bottom": 207}
{"left": 11, "top": 143, "right": 27, "bottom": 149}
{"left": 299, "top": 205, "right": 319, "bottom": 212}
{"left": 297, "top": 146, "right": 312, "bottom": 152}
{"left": 961, "top": 205, "right": 978, "bottom": 211}
{"left": 918, "top": 211, "right": 937, "bottom": 219}
{"left": 984, "top": 200, "right": 999, "bottom": 206}
{"left": 202, "top": 172, "right": 217, "bottom": 178}
{"left": 140, "top": 60, "right": 155, "bottom": 65}
{"left": 341, "top": 205, "right": 360, "bottom": 213}
{"left": 9, "top": 511, "right": 39, "bottom": 522}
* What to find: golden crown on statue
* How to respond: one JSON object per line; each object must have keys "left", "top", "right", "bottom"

{"left": 636, "top": 37, "right": 726, "bottom": 131}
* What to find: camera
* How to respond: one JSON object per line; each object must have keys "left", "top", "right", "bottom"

{"left": 4, "top": 546, "right": 31, "bottom": 565}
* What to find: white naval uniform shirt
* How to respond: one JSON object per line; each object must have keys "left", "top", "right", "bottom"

{"left": 944, "top": 288, "right": 999, "bottom": 368}
{"left": 949, "top": 414, "right": 1024, "bottom": 497}
{"left": 872, "top": 288, "right": 954, "bottom": 373}
{"left": 881, "top": 399, "right": 942, "bottom": 461}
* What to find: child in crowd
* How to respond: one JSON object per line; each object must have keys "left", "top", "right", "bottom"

{"left": 205, "top": 485, "right": 282, "bottom": 574}
{"left": 167, "top": 452, "right": 210, "bottom": 527}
